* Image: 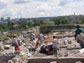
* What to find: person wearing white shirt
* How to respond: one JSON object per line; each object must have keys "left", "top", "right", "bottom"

{"left": 38, "top": 33, "right": 44, "bottom": 43}
{"left": 13, "top": 35, "right": 20, "bottom": 51}
{"left": 53, "top": 36, "right": 57, "bottom": 57}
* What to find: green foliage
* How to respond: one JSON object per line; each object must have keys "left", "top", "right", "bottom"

{"left": 79, "top": 16, "right": 84, "bottom": 24}
{"left": 25, "top": 25, "right": 29, "bottom": 30}
{"left": 8, "top": 21, "right": 14, "bottom": 30}
{"left": 1, "top": 15, "right": 84, "bottom": 31}
{"left": 0, "top": 24, "right": 9, "bottom": 31}
{"left": 26, "top": 22, "right": 33, "bottom": 27}
{"left": 14, "top": 26, "right": 21, "bottom": 30}
{"left": 19, "top": 21, "right": 32, "bottom": 29}
{"left": 33, "top": 18, "right": 45, "bottom": 26}
{"left": 51, "top": 17, "right": 71, "bottom": 25}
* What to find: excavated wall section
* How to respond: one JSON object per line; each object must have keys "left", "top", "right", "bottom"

{"left": 28, "top": 57, "right": 84, "bottom": 63}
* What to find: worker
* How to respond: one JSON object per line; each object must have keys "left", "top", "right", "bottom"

{"left": 38, "top": 33, "right": 44, "bottom": 44}
{"left": 52, "top": 36, "right": 58, "bottom": 57}
{"left": 75, "top": 25, "right": 84, "bottom": 38}
{"left": 13, "top": 35, "right": 20, "bottom": 51}
{"left": 32, "top": 33, "right": 36, "bottom": 40}
{"left": 30, "top": 33, "right": 36, "bottom": 41}
{"left": 30, "top": 34, "right": 32, "bottom": 41}
{"left": 40, "top": 44, "right": 53, "bottom": 55}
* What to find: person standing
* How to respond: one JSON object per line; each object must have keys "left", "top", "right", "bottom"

{"left": 13, "top": 35, "right": 20, "bottom": 51}
{"left": 52, "top": 36, "right": 58, "bottom": 57}
{"left": 75, "top": 25, "right": 84, "bottom": 38}
{"left": 30, "top": 33, "right": 36, "bottom": 41}
{"left": 38, "top": 33, "right": 44, "bottom": 44}
{"left": 32, "top": 33, "right": 36, "bottom": 40}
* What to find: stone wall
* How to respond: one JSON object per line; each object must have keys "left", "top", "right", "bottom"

{"left": 0, "top": 55, "right": 15, "bottom": 63}
{"left": 28, "top": 57, "right": 84, "bottom": 63}
{"left": 40, "top": 25, "right": 76, "bottom": 34}
{"left": 76, "top": 34, "right": 84, "bottom": 48}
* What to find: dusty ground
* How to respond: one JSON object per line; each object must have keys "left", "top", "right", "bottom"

{"left": 0, "top": 29, "right": 84, "bottom": 62}
{"left": 32, "top": 30, "right": 84, "bottom": 58}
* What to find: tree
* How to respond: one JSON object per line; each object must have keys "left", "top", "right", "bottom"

{"left": 25, "top": 25, "right": 29, "bottom": 30}
{"left": 0, "top": 24, "right": 9, "bottom": 31}
{"left": 8, "top": 21, "right": 14, "bottom": 30}
{"left": 26, "top": 22, "right": 33, "bottom": 27}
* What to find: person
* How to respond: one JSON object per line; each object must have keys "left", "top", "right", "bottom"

{"left": 30, "top": 34, "right": 33, "bottom": 41}
{"left": 75, "top": 25, "right": 84, "bottom": 38}
{"left": 35, "top": 41, "right": 39, "bottom": 48}
{"left": 30, "top": 33, "right": 36, "bottom": 41}
{"left": 52, "top": 36, "right": 57, "bottom": 57}
{"left": 13, "top": 35, "right": 20, "bottom": 51}
{"left": 40, "top": 44, "right": 53, "bottom": 55}
{"left": 38, "top": 33, "right": 44, "bottom": 44}
{"left": 32, "top": 33, "right": 36, "bottom": 40}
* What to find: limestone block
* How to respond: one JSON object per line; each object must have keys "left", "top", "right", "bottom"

{"left": 67, "top": 44, "right": 76, "bottom": 50}
{"left": 4, "top": 45, "right": 10, "bottom": 49}
{"left": 8, "top": 60, "right": 14, "bottom": 63}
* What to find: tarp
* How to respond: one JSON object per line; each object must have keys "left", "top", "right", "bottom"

{"left": 42, "top": 36, "right": 53, "bottom": 43}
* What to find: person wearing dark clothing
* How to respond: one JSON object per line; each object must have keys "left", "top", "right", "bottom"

{"left": 53, "top": 36, "right": 58, "bottom": 57}
{"left": 40, "top": 45, "right": 53, "bottom": 55}
{"left": 75, "top": 25, "right": 84, "bottom": 38}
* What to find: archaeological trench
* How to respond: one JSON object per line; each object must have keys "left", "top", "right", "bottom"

{"left": 0, "top": 25, "right": 84, "bottom": 63}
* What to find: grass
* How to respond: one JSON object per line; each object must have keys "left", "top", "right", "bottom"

{"left": 0, "top": 34, "right": 7, "bottom": 39}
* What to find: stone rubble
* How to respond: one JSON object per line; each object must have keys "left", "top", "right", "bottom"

{"left": 7, "top": 55, "right": 28, "bottom": 63}
{"left": 0, "top": 29, "right": 84, "bottom": 63}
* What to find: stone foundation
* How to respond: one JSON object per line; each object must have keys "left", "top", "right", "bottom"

{"left": 0, "top": 55, "right": 15, "bottom": 63}
{"left": 28, "top": 57, "right": 84, "bottom": 63}
{"left": 40, "top": 25, "right": 76, "bottom": 34}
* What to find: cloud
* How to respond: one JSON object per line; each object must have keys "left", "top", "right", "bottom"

{"left": 33, "top": 0, "right": 48, "bottom": 2}
{"left": 0, "top": 0, "right": 84, "bottom": 18}
{"left": 0, "top": 1, "right": 7, "bottom": 9}
{"left": 14, "top": 0, "right": 32, "bottom": 4}
{"left": 58, "top": 0, "right": 69, "bottom": 6}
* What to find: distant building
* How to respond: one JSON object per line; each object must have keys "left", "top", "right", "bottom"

{"left": 44, "top": 20, "right": 54, "bottom": 24}
{"left": 44, "top": 18, "right": 54, "bottom": 24}
{"left": 70, "top": 13, "right": 78, "bottom": 23}
{"left": 11, "top": 18, "right": 20, "bottom": 24}
{"left": 0, "top": 17, "right": 4, "bottom": 21}
{"left": 6, "top": 17, "right": 11, "bottom": 21}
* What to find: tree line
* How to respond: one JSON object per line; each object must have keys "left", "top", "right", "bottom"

{"left": 0, "top": 15, "right": 84, "bottom": 31}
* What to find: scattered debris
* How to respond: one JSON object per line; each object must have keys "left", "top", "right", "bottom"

{"left": 0, "top": 28, "right": 84, "bottom": 63}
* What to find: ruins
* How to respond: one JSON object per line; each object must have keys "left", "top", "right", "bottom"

{"left": 0, "top": 25, "right": 84, "bottom": 63}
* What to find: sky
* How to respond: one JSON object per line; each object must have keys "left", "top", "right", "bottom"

{"left": 0, "top": 0, "right": 84, "bottom": 18}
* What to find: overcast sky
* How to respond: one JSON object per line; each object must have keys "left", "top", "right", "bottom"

{"left": 0, "top": 0, "right": 84, "bottom": 18}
